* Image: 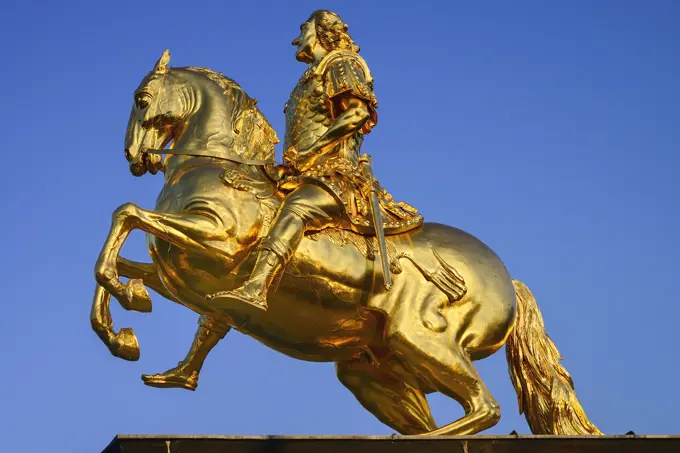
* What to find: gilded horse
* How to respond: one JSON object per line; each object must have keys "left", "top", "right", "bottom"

{"left": 91, "top": 51, "right": 601, "bottom": 436}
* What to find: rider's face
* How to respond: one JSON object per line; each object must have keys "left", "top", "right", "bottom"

{"left": 292, "top": 19, "right": 321, "bottom": 64}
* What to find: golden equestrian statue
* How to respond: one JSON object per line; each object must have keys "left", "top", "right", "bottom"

{"left": 91, "top": 10, "right": 601, "bottom": 436}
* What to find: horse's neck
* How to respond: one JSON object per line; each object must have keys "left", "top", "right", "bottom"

{"left": 174, "top": 92, "right": 233, "bottom": 153}
{"left": 161, "top": 85, "right": 239, "bottom": 179}
{"left": 160, "top": 70, "right": 279, "bottom": 249}
{"left": 162, "top": 150, "right": 278, "bottom": 232}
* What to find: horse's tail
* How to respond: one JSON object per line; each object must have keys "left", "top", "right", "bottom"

{"left": 505, "top": 280, "right": 601, "bottom": 435}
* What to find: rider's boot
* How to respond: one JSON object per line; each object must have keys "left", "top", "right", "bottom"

{"left": 141, "top": 316, "right": 229, "bottom": 391}
{"left": 208, "top": 185, "right": 337, "bottom": 317}
{"left": 208, "top": 238, "right": 289, "bottom": 317}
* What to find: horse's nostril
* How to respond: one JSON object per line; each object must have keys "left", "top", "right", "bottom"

{"left": 125, "top": 149, "right": 132, "bottom": 162}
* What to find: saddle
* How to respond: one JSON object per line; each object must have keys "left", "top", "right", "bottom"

{"left": 220, "top": 166, "right": 467, "bottom": 333}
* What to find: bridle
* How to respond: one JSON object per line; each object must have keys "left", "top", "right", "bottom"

{"left": 145, "top": 147, "right": 276, "bottom": 166}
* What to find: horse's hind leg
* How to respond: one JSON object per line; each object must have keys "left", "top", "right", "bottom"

{"left": 388, "top": 331, "right": 500, "bottom": 435}
{"left": 142, "top": 315, "right": 230, "bottom": 391}
{"left": 92, "top": 257, "right": 231, "bottom": 384}
{"left": 336, "top": 354, "right": 437, "bottom": 435}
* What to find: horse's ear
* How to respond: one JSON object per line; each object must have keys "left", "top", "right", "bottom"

{"left": 153, "top": 49, "right": 171, "bottom": 74}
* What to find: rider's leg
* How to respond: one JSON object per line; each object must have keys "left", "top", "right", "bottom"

{"left": 209, "top": 184, "right": 342, "bottom": 314}
{"left": 142, "top": 315, "right": 231, "bottom": 390}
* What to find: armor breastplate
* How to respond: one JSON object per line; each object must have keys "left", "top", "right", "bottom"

{"left": 284, "top": 67, "right": 332, "bottom": 154}
{"left": 284, "top": 67, "right": 364, "bottom": 166}
{"left": 279, "top": 55, "right": 422, "bottom": 236}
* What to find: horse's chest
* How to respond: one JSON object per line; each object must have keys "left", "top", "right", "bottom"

{"left": 147, "top": 165, "right": 240, "bottom": 291}
{"left": 154, "top": 166, "right": 226, "bottom": 213}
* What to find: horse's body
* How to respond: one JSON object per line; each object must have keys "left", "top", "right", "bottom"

{"left": 91, "top": 53, "right": 601, "bottom": 436}
{"left": 147, "top": 152, "right": 515, "bottom": 363}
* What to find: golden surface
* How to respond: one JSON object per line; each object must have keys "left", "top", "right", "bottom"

{"left": 91, "top": 10, "right": 600, "bottom": 436}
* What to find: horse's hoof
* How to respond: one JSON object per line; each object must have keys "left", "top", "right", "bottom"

{"left": 141, "top": 369, "right": 198, "bottom": 391}
{"left": 125, "top": 279, "right": 152, "bottom": 313}
{"left": 110, "top": 327, "right": 140, "bottom": 361}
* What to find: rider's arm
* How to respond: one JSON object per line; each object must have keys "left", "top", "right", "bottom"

{"left": 295, "top": 94, "right": 370, "bottom": 172}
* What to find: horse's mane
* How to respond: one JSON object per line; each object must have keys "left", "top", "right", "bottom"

{"left": 183, "top": 66, "right": 279, "bottom": 161}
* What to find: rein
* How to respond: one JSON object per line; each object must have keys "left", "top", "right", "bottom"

{"left": 146, "top": 147, "right": 277, "bottom": 166}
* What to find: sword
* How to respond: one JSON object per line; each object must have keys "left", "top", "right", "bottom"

{"left": 361, "top": 156, "right": 392, "bottom": 290}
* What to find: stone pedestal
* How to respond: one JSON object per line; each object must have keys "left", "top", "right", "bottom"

{"left": 101, "top": 434, "right": 680, "bottom": 453}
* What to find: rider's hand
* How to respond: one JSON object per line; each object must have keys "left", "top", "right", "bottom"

{"left": 283, "top": 145, "right": 299, "bottom": 163}
{"left": 273, "top": 163, "right": 295, "bottom": 180}
{"left": 284, "top": 144, "right": 320, "bottom": 173}
{"left": 295, "top": 153, "right": 316, "bottom": 172}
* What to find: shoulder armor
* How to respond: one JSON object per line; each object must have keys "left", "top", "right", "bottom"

{"left": 314, "top": 50, "right": 373, "bottom": 84}
{"left": 314, "top": 50, "right": 378, "bottom": 133}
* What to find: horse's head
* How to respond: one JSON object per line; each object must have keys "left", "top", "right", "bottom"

{"left": 124, "top": 50, "right": 184, "bottom": 176}
{"left": 125, "top": 50, "right": 279, "bottom": 177}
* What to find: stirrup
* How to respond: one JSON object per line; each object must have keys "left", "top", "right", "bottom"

{"left": 207, "top": 287, "right": 268, "bottom": 317}
{"left": 141, "top": 367, "right": 198, "bottom": 391}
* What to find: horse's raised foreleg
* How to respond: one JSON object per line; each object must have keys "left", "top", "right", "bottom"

{"left": 336, "top": 354, "right": 437, "bottom": 434}
{"left": 115, "top": 256, "right": 178, "bottom": 312}
{"left": 117, "top": 259, "right": 233, "bottom": 381}
{"left": 91, "top": 257, "right": 231, "bottom": 374}
{"left": 90, "top": 284, "right": 141, "bottom": 361}
{"left": 91, "top": 258, "right": 176, "bottom": 360}
{"left": 95, "top": 202, "right": 233, "bottom": 312}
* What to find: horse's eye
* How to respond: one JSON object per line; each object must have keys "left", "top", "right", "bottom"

{"left": 135, "top": 94, "right": 150, "bottom": 109}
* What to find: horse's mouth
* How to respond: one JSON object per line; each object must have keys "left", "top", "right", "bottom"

{"left": 129, "top": 155, "right": 148, "bottom": 176}
{"left": 129, "top": 150, "right": 163, "bottom": 176}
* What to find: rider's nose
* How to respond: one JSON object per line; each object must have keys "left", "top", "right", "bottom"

{"left": 292, "top": 37, "right": 300, "bottom": 46}
{"left": 125, "top": 148, "right": 132, "bottom": 162}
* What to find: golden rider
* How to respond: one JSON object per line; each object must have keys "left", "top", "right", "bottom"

{"left": 210, "top": 9, "right": 422, "bottom": 314}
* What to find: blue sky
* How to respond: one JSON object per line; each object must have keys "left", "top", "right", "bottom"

{"left": 1, "top": 0, "right": 679, "bottom": 451}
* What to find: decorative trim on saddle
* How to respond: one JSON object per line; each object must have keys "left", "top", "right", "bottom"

{"left": 309, "top": 231, "right": 468, "bottom": 333}
{"left": 220, "top": 167, "right": 277, "bottom": 199}
{"left": 219, "top": 167, "right": 280, "bottom": 240}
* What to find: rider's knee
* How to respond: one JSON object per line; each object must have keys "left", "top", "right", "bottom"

{"left": 279, "top": 205, "right": 313, "bottom": 229}
{"left": 280, "top": 188, "right": 340, "bottom": 228}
